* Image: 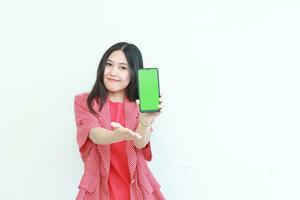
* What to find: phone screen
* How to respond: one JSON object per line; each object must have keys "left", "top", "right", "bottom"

{"left": 137, "top": 68, "right": 160, "bottom": 113}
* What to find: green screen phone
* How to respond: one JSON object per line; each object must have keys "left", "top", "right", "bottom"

{"left": 137, "top": 68, "right": 160, "bottom": 113}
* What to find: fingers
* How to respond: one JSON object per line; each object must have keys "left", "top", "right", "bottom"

{"left": 159, "top": 96, "right": 163, "bottom": 111}
{"left": 111, "top": 122, "right": 122, "bottom": 128}
{"left": 159, "top": 96, "right": 163, "bottom": 102}
{"left": 158, "top": 103, "right": 163, "bottom": 110}
{"left": 137, "top": 97, "right": 163, "bottom": 104}
{"left": 130, "top": 130, "right": 142, "bottom": 139}
{"left": 111, "top": 121, "right": 142, "bottom": 139}
{"left": 127, "top": 128, "right": 142, "bottom": 139}
{"left": 159, "top": 98, "right": 163, "bottom": 112}
{"left": 136, "top": 97, "right": 164, "bottom": 113}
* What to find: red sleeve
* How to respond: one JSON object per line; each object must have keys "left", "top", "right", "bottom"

{"left": 140, "top": 142, "right": 152, "bottom": 161}
{"left": 140, "top": 126, "right": 154, "bottom": 161}
{"left": 74, "top": 93, "right": 100, "bottom": 153}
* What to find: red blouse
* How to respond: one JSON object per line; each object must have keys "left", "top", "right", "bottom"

{"left": 108, "top": 99, "right": 130, "bottom": 200}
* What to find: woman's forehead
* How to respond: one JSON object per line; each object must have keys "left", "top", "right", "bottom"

{"left": 107, "top": 50, "right": 128, "bottom": 65}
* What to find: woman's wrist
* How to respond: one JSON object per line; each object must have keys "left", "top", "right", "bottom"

{"left": 134, "top": 121, "right": 152, "bottom": 148}
{"left": 113, "top": 127, "right": 134, "bottom": 141}
{"left": 139, "top": 120, "right": 153, "bottom": 129}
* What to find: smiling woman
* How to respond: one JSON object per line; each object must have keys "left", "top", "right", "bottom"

{"left": 73, "top": 42, "right": 165, "bottom": 200}
{"left": 103, "top": 50, "right": 131, "bottom": 101}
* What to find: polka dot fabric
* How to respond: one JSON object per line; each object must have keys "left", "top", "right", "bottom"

{"left": 74, "top": 93, "right": 165, "bottom": 200}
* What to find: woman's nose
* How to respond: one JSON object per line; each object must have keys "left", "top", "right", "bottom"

{"left": 109, "top": 66, "right": 117, "bottom": 75}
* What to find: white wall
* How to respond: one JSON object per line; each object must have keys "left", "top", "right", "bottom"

{"left": 1, "top": 0, "right": 300, "bottom": 199}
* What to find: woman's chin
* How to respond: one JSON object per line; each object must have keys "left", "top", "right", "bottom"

{"left": 107, "top": 88, "right": 126, "bottom": 94}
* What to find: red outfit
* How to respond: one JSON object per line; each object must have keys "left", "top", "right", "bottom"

{"left": 108, "top": 100, "right": 130, "bottom": 200}
{"left": 74, "top": 92, "right": 165, "bottom": 200}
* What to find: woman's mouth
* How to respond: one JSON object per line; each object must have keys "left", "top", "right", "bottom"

{"left": 107, "top": 78, "right": 120, "bottom": 82}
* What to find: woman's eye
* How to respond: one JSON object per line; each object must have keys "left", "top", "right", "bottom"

{"left": 105, "top": 63, "right": 112, "bottom": 66}
{"left": 120, "top": 66, "right": 127, "bottom": 70}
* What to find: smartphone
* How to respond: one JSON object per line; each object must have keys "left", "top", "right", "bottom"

{"left": 137, "top": 68, "right": 161, "bottom": 113}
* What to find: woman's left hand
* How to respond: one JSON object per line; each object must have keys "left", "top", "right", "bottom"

{"left": 136, "top": 96, "right": 163, "bottom": 127}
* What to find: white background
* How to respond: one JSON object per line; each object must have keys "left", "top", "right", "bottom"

{"left": 1, "top": 0, "right": 300, "bottom": 199}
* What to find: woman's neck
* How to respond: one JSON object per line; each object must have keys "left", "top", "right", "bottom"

{"left": 108, "top": 91, "right": 125, "bottom": 103}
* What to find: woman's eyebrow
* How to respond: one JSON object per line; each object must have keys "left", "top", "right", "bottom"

{"left": 107, "top": 59, "right": 128, "bottom": 65}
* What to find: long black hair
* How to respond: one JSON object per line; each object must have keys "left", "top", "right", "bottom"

{"left": 87, "top": 42, "right": 144, "bottom": 115}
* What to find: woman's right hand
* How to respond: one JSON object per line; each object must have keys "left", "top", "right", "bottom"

{"left": 111, "top": 122, "right": 142, "bottom": 140}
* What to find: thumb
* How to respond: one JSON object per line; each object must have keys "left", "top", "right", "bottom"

{"left": 136, "top": 99, "right": 140, "bottom": 105}
{"left": 111, "top": 122, "right": 122, "bottom": 129}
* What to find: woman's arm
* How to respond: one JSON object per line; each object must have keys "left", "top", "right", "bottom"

{"left": 133, "top": 97, "right": 163, "bottom": 149}
{"left": 90, "top": 96, "right": 163, "bottom": 146}
{"left": 89, "top": 127, "right": 126, "bottom": 144}
{"left": 89, "top": 122, "right": 151, "bottom": 148}
{"left": 133, "top": 123, "right": 152, "bottom": 149}
{"left": 89, "top": 124, "right": 140, "bottom": 145}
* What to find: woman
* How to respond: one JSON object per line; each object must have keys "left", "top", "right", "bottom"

{"left": 74, "top": 42, "right": 165, "bottom": 200}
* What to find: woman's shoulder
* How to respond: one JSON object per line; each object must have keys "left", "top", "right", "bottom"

{"left": 74, "top": 92, "right": 101, "bottom": 111}
{"left": 74, "top": 92, "right": 90, "bottom": 106}
{"left": 74, "top": 92, "right": 89, "bottom": 100}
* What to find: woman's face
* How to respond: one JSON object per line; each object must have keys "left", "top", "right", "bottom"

{"left": 103, "top": 50, "right": 131, "bottom": 95}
